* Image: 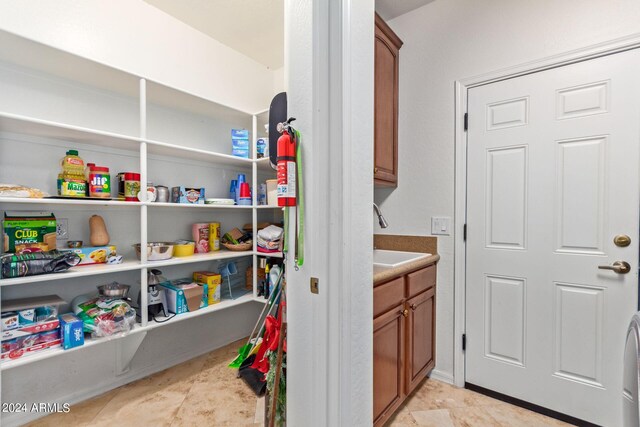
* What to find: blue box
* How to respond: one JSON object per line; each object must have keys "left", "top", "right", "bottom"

{"left": 59, "top": 313, "right": 84, "bottom": 350}
{"left": 160, "top": 280, "right": 206, "bottom": 314}
{"left": 232, "top": 129, "right": 250, "bottom": 159}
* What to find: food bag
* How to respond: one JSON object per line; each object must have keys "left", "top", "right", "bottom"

{"left": 0, "top": 250, "right": 81, "bottom": 279}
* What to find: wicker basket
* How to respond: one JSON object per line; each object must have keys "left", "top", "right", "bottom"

{"left": 222, "top": 241, "right": 252, "bottom": 251}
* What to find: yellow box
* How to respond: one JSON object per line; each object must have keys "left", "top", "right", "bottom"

{"left": 193, "top": 271, "right": 222, "bottom": 305}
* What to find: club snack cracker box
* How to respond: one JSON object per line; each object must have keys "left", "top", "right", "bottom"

{"left": 3, "top": 212, "right": 57, "bottom": 253}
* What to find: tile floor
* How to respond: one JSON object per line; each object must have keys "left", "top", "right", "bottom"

{"left": 26, "top": 338, "right": 262, "bottom": 427}
{"left": 27, "top": 339, "right": 569, "bottom": 427}
{"left": 387, "top": 379, "right": 570, "bottom": 427}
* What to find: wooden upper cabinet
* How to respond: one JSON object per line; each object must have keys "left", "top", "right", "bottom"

{"left": 374, "top": 13, "right": 403, "bottom": 187}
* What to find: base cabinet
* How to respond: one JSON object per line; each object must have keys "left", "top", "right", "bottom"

{"left": 373, "top": 264, "right": 436, "bottom": 426}
{"left": 373, "top": 303, "right": 405, "bottom": 424}
{"left": 406, "top": 287, "right": 436, "bottom": 395}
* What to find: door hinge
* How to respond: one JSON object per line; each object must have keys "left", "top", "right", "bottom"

{"left": 464, "top": 113, "right": 468, "bottom": 131}
{"left": 462, "top": 334, "right": 466, "bottom": 351}
{"left": 463, "top": 224, "right": 467, "bottom": 241}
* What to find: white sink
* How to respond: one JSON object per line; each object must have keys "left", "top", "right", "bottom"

{"left": 373, "top": 249, "right": 430, "bottom": 269}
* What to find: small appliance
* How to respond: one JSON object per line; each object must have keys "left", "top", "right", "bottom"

{"left": 137, "top": 269, "right": 169, "bottom": 319}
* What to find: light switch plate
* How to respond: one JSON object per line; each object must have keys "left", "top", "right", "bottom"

{"left": 431, "top": 216, "right": 451, "bottom": 236}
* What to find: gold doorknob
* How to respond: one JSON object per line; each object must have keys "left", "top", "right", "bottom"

{"left": 598, "top": 261, "right": 631, "bottom": 274}
{"left": 400, "top": 309, "right": 409, "bottom": 317}
{"left": 614, "top": 235, "right": 631, "bottom": 247}
{"left": 374, "top": 167, "right": 378, "bottom": 174}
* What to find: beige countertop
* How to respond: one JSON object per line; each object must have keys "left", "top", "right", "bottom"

{"left": 373, "top": 253, "right": 440, "bottom": 285}
{"left": 373, "top": 234, "right": 439, "bottom": 285}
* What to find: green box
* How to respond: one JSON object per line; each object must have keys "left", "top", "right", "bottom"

{"left": 3, "top": 212, "right": 57, "bottom": 253}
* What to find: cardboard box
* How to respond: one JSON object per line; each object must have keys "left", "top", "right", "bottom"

{"left": 59, "top": 245, "right": 116, "bottom": 265}
{"left": 171, "top": 186, "right": 205, "bottom": 204}
{"left": 1, "top": 335, "right": 61, "bottom": 361}
{"left": 3, "top": 212, "right": 57, "bottom": 253}
{"left": 193, "top": 271, "right": 222, "bottom": 305}
{"left": 1, "top": 319, "right": 59, "bottom": 342}
{"left": 160, "top": 280, "right": 205, "bottom": 314}
{"left": 59, "top": 313, "right": 84, "bottom": 350}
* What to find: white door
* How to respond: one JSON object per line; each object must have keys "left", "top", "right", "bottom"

{"left": 466, "top": 49, "right": 640, "bottom": 426}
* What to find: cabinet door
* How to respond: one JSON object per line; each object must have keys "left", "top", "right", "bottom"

{"left": 374, "top": 15, "right": 402, "bottom": 187}
{"left": 405, "top": 287, "right": 436, "bottom": 394}
{"left": 373, "top": 303, "right": 405, "bottom": 426}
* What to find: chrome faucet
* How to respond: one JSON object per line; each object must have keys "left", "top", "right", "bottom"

{"left": 373, "top": 203, "right": 388, "bottom": 228}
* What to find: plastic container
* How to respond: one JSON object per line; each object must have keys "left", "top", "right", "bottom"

{"left": 89, "top": 166, "right": 111, "bottom": 198}
{"left": 173, "top": 241, "right": 195, "bottom": 257}
{"left": 266, "top": 179, "right": 278, "bottom": 206}
{"left": 58, "top": 150, "right": 87, "bottom": 197}
{"left": 123, "top": 172, "right": 140, "bottom": 201}
{"left": 84, "top": 163, "right": 95, "bottom": 182}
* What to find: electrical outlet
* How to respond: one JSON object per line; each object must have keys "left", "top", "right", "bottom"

{"left": 431, "top": 216, "right": 451, "bottom": 236}
{"left": 56, "top": 218, "right": 69, "bottom": 240}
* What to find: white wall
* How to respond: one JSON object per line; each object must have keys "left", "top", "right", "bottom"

{"left": 376, "top": 0, "right": 640, "bottom": 381}
{"left": 285, "top": 0, "right": 374, "bottom": 425}
{"left": 0, "top": 0, "right": 277, "bottom": 114}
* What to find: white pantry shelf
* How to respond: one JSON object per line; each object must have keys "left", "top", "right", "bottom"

{"left": 256, "top": 251, "right": 284, "bottom": 258}
{"left": 0, "top": 251, "right": 254, "bottom": 286}
{"left": 255, "top": 205, "right": 282, "bottom": 209}
{"left": 146, "top": 202, "right": 252, "bottom": 210}
{"left": 0, "top": 198, "right": 281, "bottom": 210}
{"left": 0, "top": 112, "right": 141, "bottom": 152}
{"left": 144, "top": 137, "right": 254, "bottom": 168}
{"left": 0, "top": 197, "right": 143, "bottom": 208}
{"left": 256, "top": 157, "right": 275, "bottom": 172}
{"left": 0, "top": 292, "right": 264, "bottom": 371}
{"left": 145, "top": 250, "right": 253, "bottom": 268}
{"left": 0, "top": 260, "right": 144, "bottom": 286}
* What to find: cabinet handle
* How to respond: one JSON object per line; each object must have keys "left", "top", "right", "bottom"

{"left": 400, "top": 309, "right": 409, "bottom": 317}
{"left": 410, "top": 304, "right": 417, "bottom": 311}
{"left": 374, "top": 167, "right": 378, "bottom": 174}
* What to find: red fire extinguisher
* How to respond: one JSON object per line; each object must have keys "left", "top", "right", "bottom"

{"left": 277, "top": 118, "right": 297, "bottom": 207}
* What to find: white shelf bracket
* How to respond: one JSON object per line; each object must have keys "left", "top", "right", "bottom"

{"left": 114, "top": 331, "right": 147, "bottom": 376}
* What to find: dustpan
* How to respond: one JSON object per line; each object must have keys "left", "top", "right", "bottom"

{"left": 219, "top": 261, "right": 238, "bottom": 299}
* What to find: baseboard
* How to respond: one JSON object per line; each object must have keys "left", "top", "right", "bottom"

{"left": 428, "top": 369, "right": 455, "bottom": 385}
{"left": 3, "top": 332, "right": 247, "bottom": 427}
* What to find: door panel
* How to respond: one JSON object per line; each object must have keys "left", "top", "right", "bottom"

{"left": 485, "top": 145, "right": 528, "bottom": 249}
{"left": 466, "top": 49, "right": 640, "bottom": 426}
{"left": 374, "top": 36, "right": 396, "bottom": 175}
{"left": 406, "top": 287, "right": 435, "bottom": 394}
{"left": 373, "top": 303, "right": 405, "bottom": 425}
{"left": 555, "top": 136, "right": 607, "bottom": 254}
{"left": 484, "top": 275, "right": 526, "bottom": 366}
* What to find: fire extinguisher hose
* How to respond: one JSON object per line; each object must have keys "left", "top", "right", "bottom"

{"left": 283, "top": 129, "right": 304, "bottom": 269}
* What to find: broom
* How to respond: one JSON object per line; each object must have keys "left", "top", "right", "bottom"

{"left": 229, "top": 269, "right": 284, "bottom": 368}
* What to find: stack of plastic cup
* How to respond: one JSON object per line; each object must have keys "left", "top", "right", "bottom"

{"left": 238, "top": 182, "right": 252, "bottom": 205}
